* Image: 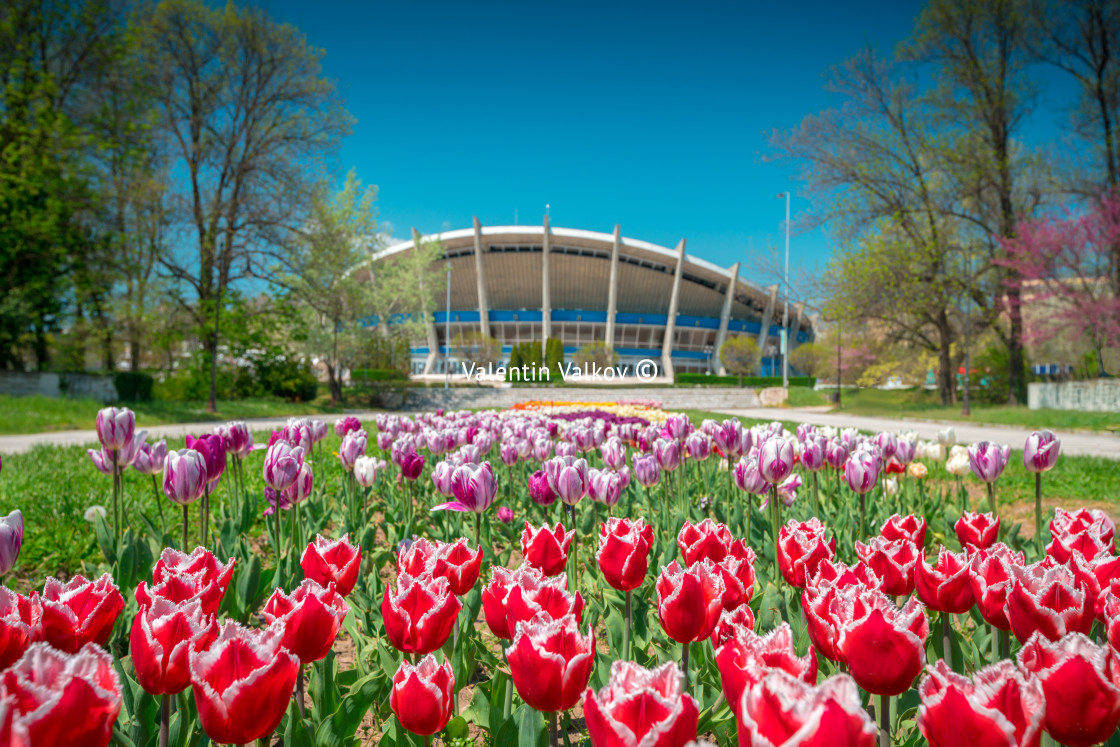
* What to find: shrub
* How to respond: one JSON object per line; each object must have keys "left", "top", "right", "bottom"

{"left": 719, "top": 336, "right": 760, "bottom": 385}
{"left": 573, "top": 341, "right": 619, "bottom": 372}
{"left": 113, "top": 371, "right": 154, "bottom": 402}
{"left": 350, "top": 368, "right": 408, "bottom": 383}
{"left": 675, "top": 373, "right": 816, "bottom": 388}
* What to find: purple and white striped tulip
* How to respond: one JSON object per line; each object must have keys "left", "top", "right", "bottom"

{"left": 968, "top": 442, "right": 1011, "bottom": 484}
{"left": 263, "top": 441, "right": 304, "bottom": 492}
{"left": 163, "top": 449, "right": 209, "bottom": 505}
{"left": 95, "top": 407, "right": 135, "bottom": 451}
{"left": 1023, "top": 431, "right": 1060, "bottom": 474}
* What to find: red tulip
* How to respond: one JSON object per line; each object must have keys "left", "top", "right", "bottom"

{"left": 715, "top": 622, "right": 817, "bottom": 712}
{"left": 504, "top": 570, "right": 584, "bottom": 634}
{"left": 520, "top": 522, "right": 574, "bottom": 576}
{"left": 301, "top": 533, "right": 362, "bottom": 597}
{"left": 383, "top": 572, "right": 461, "bottom": 655}
{"left": 189, "top": 621, "right": 299, "bottom": 744}
{"left": 802, "top": 583, "right": 858, "bottom": 663}
{"left": 390, "top": 655, "right": 454, "bottom": 736}
{"left": 1103, "top": 591, "right": 1120, "bottom": 651}
{"left": 917, "top": 659, "right": 1044, "bottom": 747}
{"left": 0, "top": 642, "right": 121, "bottom": 747}
{"left": 482, "top": 565, "right": 538, "bottom": 640}
{"left": 915, "top": 547, "right": 975, "bottom": 614}
{"left": 808, "top": 559, "right": 881, "bottom": 591}
{"left": 656, "top": 559, "right": 725, "bottom": 643}
{"left": 1047, "top": 531, "right": 1113, "bottom": 564}
{"left": 584, "top": 660, "right": 699, "bottom": 747}
{"left": 1063, "top": 551, "right": 1120, "bottom": 619}
{"left": 711, "top": 603, "right": 756, "bottom": 649}
{"left": 397, "top": 537, "right": 483, "bottom": 596}
{"left": 738, "top": 673, "right": 877, "bottom": 747}
{"left": 0, "top": 587, "right": 40, "bottom": 671}
{"left": 677, "top": 518, "right": 749, "bottom": 565}
{"left": 153, "top": 547, "right": 234, "bottom": 589}
{"left": 1018, "top": 632, "right": 1120, "bottom": 747}
{"left": 837, "top": 591, "right": 928, "bottom": 695}
{"left": 955, "top": 511, "right": 999, "bottom": 550}
{"left": 508, "top": 612, "right": 595, "bottom": 713}
{"left": 969, "top": 543, "right": 1026, "bottom": 630}
{"left": 40, "top": 573, "right": 124, "bottom": 653}
{"left": 881, "top": 513, "right": 927, "bottom": 547}
{"left": 777, "top": 518, "right": 836, "bottom": 589}
{"left": 715, "top": 553, "right": 757, "bottom": 611}
{"left": 853, "top": 537, "right": 918, "bottom": 596}
{"left": 130, "top": 597, "right": 217, "bottom": 695}
{"left": 263, "top": 580, "right": 349, "bottom": 664}
{"left": 597, "top": 517, "right": 654, "bottom": 592}
{"left": 1006, "top": 562, "right": 1093, "bottom": 643}
{"left": 136, "top": 569, "right": 227, "bottom": 617}
{"left": 1051, "top": 507, "right": 1115, "bottom": 547}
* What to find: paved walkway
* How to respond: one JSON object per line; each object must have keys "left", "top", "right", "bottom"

{"left": 0, "top": 413, "right": 389, "bottom": 455}
{"left": 715, "top": 407, "right": 1120, "bottom": 459}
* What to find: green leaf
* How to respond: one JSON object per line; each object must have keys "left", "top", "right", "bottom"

{"left": 314, "top": 671, "right": 382, "bottom": 747}
{"left": 442, "top": 715, "right": 470, "bottom": 741}
{"left": 95, "top": 512, "right": 117, "bottom": 564}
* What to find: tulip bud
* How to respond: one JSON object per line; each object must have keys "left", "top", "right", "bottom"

{"left": 507, "top": 612, "right": 595, "bottom": 713}
{"left": 382, "top": 573, "right": 461, "bottom": 655}
{"left": 353, "top": 455, "right": 378, "bottom": 487}
{"left": 40, "top": 573, "right": 124, "bottom": 653}
{"left": 631, "top": 453, "right": 661, "bottom": 488}
{"left": 968, "top": 441, "right": 1011, "bottom": 483}
{"left": 656, "top": 559, "right": 725, "bottom": 644}
{"left": 301, "top": 534, "right": 361, "bottom": 597}
{"left": 185, "top": 433, "right": 226, "bottom": 485}
{"left": 584, "top": 661, "right": 699, "bottom": 747}
{"left": 95, "top": 407, "right": 135, "bottom": 451}
{"left": 262, "top": 579, "right": 349, "bottom": 664}
{"left": 130, "top": 597, "right": 218, "bottom": 695}
{"left": 520, "top": 522, "right": 574, "bottom": 576}
{"left": 0, "top": 511, "right": 22, "bottom": 577}
{"left": 544, "top": 456, "right": 590, "bottom": 505}
{"left": 844, "top": 447, "right": 881, "bottom": 495}
{"left": 132, "top": 440, "right": 168, "bottom": 475}
{"left": 597, "top": 517, "right": 654, "bottom": 592}
{"left": 262, "top": 441, "right": 303, "bottom": 492}
{"left": 163, "top": 449, "right": 208, "bottom": 505}
{"left": 390, "top": 655, "right": 454, "bottom": 736}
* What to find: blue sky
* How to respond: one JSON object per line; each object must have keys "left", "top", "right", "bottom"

{"left": 265, "top": 0, "right": 1074, "bottom": 283}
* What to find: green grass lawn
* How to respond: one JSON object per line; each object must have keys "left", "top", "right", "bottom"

{"left": 0, "top": 394, "right": 350, "bottom": 435}
{"left": 805, "top": 387, "right": 1120, "bottom": 432}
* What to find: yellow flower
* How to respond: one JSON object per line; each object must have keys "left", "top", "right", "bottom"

{"left": 908, "top": 462, "right": 928, "bottom": 479}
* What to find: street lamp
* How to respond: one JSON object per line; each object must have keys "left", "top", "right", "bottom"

{"left": 444, "top": 261, "right": 451, "bottom": 389}
{"left": 776, "top": 191, "right": 791, "bottom": 389}
{"left": 962, "top": 248, "right": 972, "bottom": 416}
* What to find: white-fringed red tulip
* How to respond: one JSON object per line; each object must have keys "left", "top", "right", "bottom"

{"left": 1017, "top": 632, "right": 1120, "bottom": 747}
{"left": 808, "top": 559, "right": 881, "bottom": 591}
{"left": 507, "top": 612, "right": 595, "bottom": 713}
{"left": 917, "top": 660, "right": 1044, "bottom": 747}
{"left": 656, "top": 559, "right": 725, "bottom": 644}
{"left": 40, "top": 573, "right": 124, "bottom": 653}
{"left": 130, "top": 597, "right": 217, "bottom": 695}
{"left": 837, "top": 591, "right": 928, "bottom": 696}
{"left": 189, "top": 621, "right": 299, "bottom": 745}
{"left": 677, "top": 518, "right": 750, "bottom": 565}
{"left": 504, "top": 571, "right": 584, "bottom": 632}
{"left": 915, "top": 547, "right": 974, "bottom": 614}
{"left": 853, "top": 536, "right": 918, "bottom": 596}
{"left": 776, "top": 518, "right": 836, "bottom": 589}
{"left": 1, "top": 642, "right": 121, "bottom": 747}
{"left": 163, "top": 448, "right": 208, "bottom": 505}
{"left": 969, "top": 543, "right": 1026, "bottom": 630}
{"left": 390, "top": 655, "right": 454, "bottom": 736}
{"left": 1006, "top": 562, "right": 1093, "bottom": 643}
{"left": 1051, "top": 507, "right": 1115, "bottom": 546}
{"left": 263, "top": 579, "right": 348, "bottom": 664}
{"left": 880, "top": 513, "right": 927, "bottom": 547}
{"left": 714, "top": 622, "right": 817, "bottom": 711}
{"left": 738, "top": 672, "right": 877, "bottom": 747}
{"left": 955, "top": 511, "right": 999, "bottom": 549}
{"left": 397, "top": 537, "right": 483, "bottom": 596}
{"left": 583, "top": 660, "right": 699, "bottom": 747}
{"left": 0, "top": 587, "right": 39, "bottom": 670}
{"left": 520, "top": 522, "right": 573, "bottom": 576}
{"left": 598, "top": 517, "right": 654, "bottom": 592}
{"left": 301, "top": 534, "right": 362, "bottom": 596}
{"left": 153, "top": 547, "right": 235, "bottom": 594}
{"left": 711, "top": 603, "right": 757, "bottom": 648}
{"left": 382, "top": 572, "right": 461, "bottom": 655}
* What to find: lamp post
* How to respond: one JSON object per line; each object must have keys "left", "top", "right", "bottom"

{"left": 962, "top": 248, "right": 972, "bottom": 416}
{"left": 444, "top": 261, "right": 451, "bottom": 389}
{"left": 777, "top": 191, "right": 791, "bottom": 389}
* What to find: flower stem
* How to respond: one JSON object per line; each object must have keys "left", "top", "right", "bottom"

{"left": 159, "top": 693, "right": 170, "bottom": 747}
{"left": 502, "top": 647, "right": 513, "bottom": 722}
{"left": 548, "top": 710, "right": 558, "bottom": 747}
{"left": 1034, "top": 473, "right": 1043, "bottom": 556}
{"left": 295, "top": 666, "right": 305, "bottom": 718}
{"left": 987, "top": 481, "right": 998, "bottom": 520}
{"left": 152, "top": 474, "right": 166, "bottom": 538}
{"left": 623, "top": 590, "right": 632, "bottom": 661}
{"left": 182, "top": 504, "right": 189, "bottom": 552}
{"left": 879, "top": 693, "right": 890, "bottom": 747}
{"left": 681, "top": 641, "right": 690, "bottom": 689}
{"left": 811, "top": 471, "right": 820, "bottom": 519}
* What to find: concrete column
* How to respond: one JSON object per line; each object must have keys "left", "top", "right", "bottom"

{"left": 714, "top": 262, "right": 740, "bottom": 375}
{"left": 604, "top": 224, "right": 621, "bottom": 348}
{"left": 790, "top": 302, "right": 806, "bottom": 354}
{"left": 756, "top": 284, "right": 779, "bottom": 377}
{"left": 414, "top": 227, "right": 441, "bottom": 375}
{"left": 660, "top": 239, "right": 687, "bottom": 378}
{"left": 542, "top": 215, "right": 552, "bottom": 341}
{"left": 472, "top": 217, "right": 490, "bottom": 337}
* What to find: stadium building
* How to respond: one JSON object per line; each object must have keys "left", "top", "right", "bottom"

{"left": 370, "top": 218, "right": 816, "bottom": 377}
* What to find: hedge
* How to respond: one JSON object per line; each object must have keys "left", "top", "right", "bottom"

{"left": 113, "top": 371, "right": 154, "bottom": 402}
{"left": 675, "top": 373, "right": 816, "bottom": 388}
{"left": 350, "top": 368, "right": 409, "bottom": 383}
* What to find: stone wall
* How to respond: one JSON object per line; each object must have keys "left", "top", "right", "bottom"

{"left": 374, "top": 385, "right": 763, "bottom": 412}
{"left": 0, "top": 371, "right": 118, "bottom": 403}
{"left": 1028, "top": 380, "right": 1120, "bottom": 412}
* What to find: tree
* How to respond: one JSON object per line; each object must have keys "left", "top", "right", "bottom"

{"left": 573, "top": 341, "right": 620, "bottom": 372}
{"left": 789, "top": 342, "right": 830, "bottom": 379}
{"left": 453, "top": 331, "right": 502, "bottom": 372}
{"left": 999, "top": 192, "right": 1120, "bottom": 376}
{"left": 903, "top": 0, "right": 1042, "bottom": 404}
{"left": 544, "top": 338, "right": 564, "bottom": 373}
{"left": 141, "top": 0, "right": 352, "bottom": 411}
{"left": 273, "top": 170, "right": 378, "bottom": 404}
{"left": 719, "top": 336, "right": 760, "bottom": 385}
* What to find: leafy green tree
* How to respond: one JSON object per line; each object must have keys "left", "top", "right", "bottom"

{"left": 544, "top": 337, "right": 564, "bottom": 373}
{"left": 573, "top": 341, "right": 620, "bottom": 372}
{"left": 789, "top": 342, "right": 830, "bottom": 380}
{"left": 719, "top": 336, "right": 760, "bottom": 385}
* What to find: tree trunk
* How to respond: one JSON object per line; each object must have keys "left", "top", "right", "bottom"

{"left": 937, "top": 311, "right": 955, "bottom": 406}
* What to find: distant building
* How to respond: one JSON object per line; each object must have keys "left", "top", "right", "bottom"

{"left": 368, "top": 218, "right": 814, "bottom": 377}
